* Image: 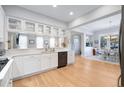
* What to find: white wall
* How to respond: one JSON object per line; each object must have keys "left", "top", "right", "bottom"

{"left": 2, "top": 5, "right": 67, "bottom": 29}
{"left": 69, "top": 5, "right": 121, "bottom": 28}
{"left": 0, "top": 6, "right": 5, "bottom": 42}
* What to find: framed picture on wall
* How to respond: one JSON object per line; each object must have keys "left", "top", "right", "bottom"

{"left": 29, "top": 40, "right": 35, "bottom": 44}
{"left": 94, "top": 40, "right": 99, "bottom": 44}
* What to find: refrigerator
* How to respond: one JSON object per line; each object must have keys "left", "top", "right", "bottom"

{"left": 119, "top": 5, "right": 124, "bottom": 87}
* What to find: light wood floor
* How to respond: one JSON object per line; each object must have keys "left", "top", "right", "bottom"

{"left": 13, "top": 56, "right": 120, "bottom": 87}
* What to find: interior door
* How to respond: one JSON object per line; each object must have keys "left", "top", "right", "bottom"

{"left": 72, "top": 35, "right": 81, "bottom": 55}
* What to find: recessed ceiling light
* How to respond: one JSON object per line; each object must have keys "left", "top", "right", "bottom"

{"left": 53, "top": 5, "right": 57, "bottom": 7}
{"left": 69, "top": 12, "right": 74, "bottom": 15}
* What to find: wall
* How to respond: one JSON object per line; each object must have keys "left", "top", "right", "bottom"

{"left": 92, "top": 26, "right": 120, "bottom": 49}
{"left": 0, "top": 6, "right": 5, "bottom": 42}
{"left": 0, "top": 6, "right": 5, "bottom": 49}
{"left": 2, "top": 5, "right": 67, "bottom": 29}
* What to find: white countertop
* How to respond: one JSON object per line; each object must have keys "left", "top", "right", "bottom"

{"left": 3, "top": 48, "right": 70, "bottom": 58}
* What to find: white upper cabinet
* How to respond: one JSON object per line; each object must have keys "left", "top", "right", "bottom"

{"left": 58, "top": 29, "right": 65, "bottom": 37}
{"left": 25, "top": 21, "right": 35, "bottom": 32}
{"left": 38, "top": 24, "right": 44, "bottom": 34}
{"left": 7, "top": 17, "right": 22, "bottom": 31}
{"left": 51, "top": 27, "right": 59, "bottom": 37}
{"left": 44, "top": 25, "right": 51, "bottom": 35}
{"left": 7, "top": 16, "right": 65, "bottom": 37}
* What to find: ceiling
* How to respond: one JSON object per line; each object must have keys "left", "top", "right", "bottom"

{"left": 19, "top": 5, "right": 101, "bottom": 23}
{"left": 74, "top": 13, "right": 121, "bottom": 33}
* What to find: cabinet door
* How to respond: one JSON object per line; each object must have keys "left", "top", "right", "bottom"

{"left": 25, "top": 21, "right": 35, "bottom": 32}
{"left": 41, "top": 54, "right": 51, "bottom": 71}
{"left": 12, "top": 57, "right": 24, "bottom": 79}
{"left": 50, "top": 53, "right": 58, "bottom": 68}
{"left": 68, "top": 51, "right": 75, "bottom": 64}
{"left": 23, "top": 55, "right": 41, "bottom": 75}
{"left": 52, "top": 27, "right": 59, "bottom": 37}
{"left": 44, "top": 25, "right": 51, "bottom": 35}
{"left": 58, "top": 29, "right": 65, "bottom": 37}
{"left": 7, "top": 17, "right": 22, "bottom": 31}
{"left": 38, "top": 24, "right": 44, "bottom": 34}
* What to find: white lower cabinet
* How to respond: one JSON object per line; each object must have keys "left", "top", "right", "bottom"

{"left": 13, "top": 53, "right": 58, "bottom": 79}
{"left": 50, "top": 53, "right": 58, "bottom": 68}
{"left": 68, "top": 51, "right": 75, "bottom": 64}
{"left": 13, "top": 56, "right": 24, "bottom": 79}
{"left": 23, "top": 55, "right": 42, "bottom": 75}
{"left": 41, "top": 53, "right": 51, "bottom": 71}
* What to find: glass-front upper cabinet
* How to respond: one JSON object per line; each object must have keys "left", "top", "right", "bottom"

{"left": 58, "top": 29, "right": 64, "bottom": 37}
{"left": 52, "top": 27, "right": 59, "bottom": 36}
{"left": 8, "top": 17, "right": 22, "bottom": 31}
{"left": 25, "top": 21, "right": 35, "bottom": 32}
{"left": 45, "top": 26, "right": 51, "bottom": 35}
{"left": 38, "top": 24, "right": 44, "bottom": 33}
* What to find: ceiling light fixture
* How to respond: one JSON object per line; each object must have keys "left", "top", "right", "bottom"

{"left": 69, "top": 11, "right": 74, "bottom": 15}
{"left": 53, "top": 5, "right": 57, "bottom": 7}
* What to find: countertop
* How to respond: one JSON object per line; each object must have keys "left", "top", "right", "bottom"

{"left": 1, "top": 48, "right": 70, "bottom": 58}
{"left": 0, "top": 58, "right": 13, "bottom": 80}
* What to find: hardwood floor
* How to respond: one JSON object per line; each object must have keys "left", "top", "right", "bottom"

{"left": 13, "top": 56, "right": 120, "bottom": 87}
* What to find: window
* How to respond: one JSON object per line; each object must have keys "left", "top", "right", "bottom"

{"left": 36, "top": 37, "right": 44, "bottom": 48}
{"left": 19, "top": 35, "right": 28, "bottom": 49}
{"left": 50, "top": 37, "right": 55, "bottom": 48}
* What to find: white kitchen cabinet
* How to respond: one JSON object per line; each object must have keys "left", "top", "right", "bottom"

{"left": 41, "top": 53, "right": 58, "bottom": 70}
{"left": 24, "top": 21, "right": 35, "bottom": 32}
{"left": 38, "top": 24, "right": 44, "bottom": 34}
{"left": 23, "top": 55, "right": 42, "bottom": 75}
{"left": 41, "top": 53, "right": 51, "bottom": 71}
{"left": 50, "top": 53, "right": 58, "bottom": 68}
{"left": 44, "top": 25, "right": 51, "bottom": 35}
{"left": 7, "top": 17, "right": 22, "bottom": 31}
{"left": 58, "top": 29, "right": 64, "bottom": 37}
{"left": 68, "top": 51, "right": 75, "bottom": 64}
{"left": 12, "top": 56, "right": 24, "bottom": 79}
{"left": 51, "top": 27, "right": 59, "bottom": 37}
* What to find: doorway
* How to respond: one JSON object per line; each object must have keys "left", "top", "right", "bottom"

{"left": 72, "top": 35, "right": 81, "bottom": 55}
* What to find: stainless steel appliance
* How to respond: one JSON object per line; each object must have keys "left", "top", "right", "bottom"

{"left": 119, "top": 5, "right": 124, "bottom": 87}
{"left": 0, "top": 49, "right": 5, "bottom": 56}
{"left": 0, "top": 58, "right": 9, "bottom": 72}
{"left": 58, "top": 52, "right": 67, "bottom": 68}
{"left": 0, "top": 42, "right": 5, "bottom": 56}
